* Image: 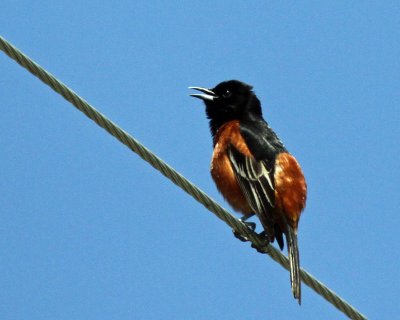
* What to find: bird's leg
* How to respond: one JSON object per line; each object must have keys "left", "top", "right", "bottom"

{"left": 233, "top": 214, "right": 256, "bottom": 242}
{"left": 240, "top": 214, "right": 256, "bottom": 228}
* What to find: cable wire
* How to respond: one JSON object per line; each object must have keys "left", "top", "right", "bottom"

{"left": 0, "top": 35, "right": 367, "bottom": 320}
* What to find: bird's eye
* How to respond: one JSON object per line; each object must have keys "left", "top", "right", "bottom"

{"left": 222, "top": 90, "right": 231, "bottom": 98}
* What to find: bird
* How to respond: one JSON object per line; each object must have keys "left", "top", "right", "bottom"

{"left": 189, "top": 80, "right": 307, "bottom": 303}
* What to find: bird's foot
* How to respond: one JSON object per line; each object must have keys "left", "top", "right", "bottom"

{"left": 233, "top": 219, "right": 256, "bottom": 242}
{"left": 250, "top": 231, "right": 270, "bottom": 254}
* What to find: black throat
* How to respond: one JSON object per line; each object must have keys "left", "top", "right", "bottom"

{"left": 207, "top": 93, "right": 263, "bottom": 139}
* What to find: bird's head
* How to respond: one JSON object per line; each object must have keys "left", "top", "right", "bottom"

{"left": 189, "top": 80, "right": 262, "bottom": 136}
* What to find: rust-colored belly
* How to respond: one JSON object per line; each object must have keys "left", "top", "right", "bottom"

{"left": 211, "top": 150, "right": 252, "bottom": 214}
{"left": 210, "top": 121, "right": 253, "bottom": 215}
{"left": 274, "top": 152, "right": 307, "bottom": 228}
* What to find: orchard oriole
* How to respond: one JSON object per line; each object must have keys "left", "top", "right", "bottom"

{"left": 190, "top": 80, "right": 307, "bottom": 303}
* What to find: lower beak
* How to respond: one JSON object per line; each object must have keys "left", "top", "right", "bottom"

{"left": 189, "top": 86, "right": 217, "bottom": 101}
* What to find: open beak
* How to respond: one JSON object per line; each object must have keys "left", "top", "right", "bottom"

{"left": 189, "top": 86, "right": 218, "bottom": 101}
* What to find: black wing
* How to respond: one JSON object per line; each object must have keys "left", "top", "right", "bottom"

{"left": 239, "top": 119, "right": 286, "bottom": 161}
{"left": 228, "top": 119, "right": 287, "bottom": 245}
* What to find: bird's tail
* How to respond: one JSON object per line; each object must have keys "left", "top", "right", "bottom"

{"left": 286, "top": 225, "right": 301, "bottom": 304}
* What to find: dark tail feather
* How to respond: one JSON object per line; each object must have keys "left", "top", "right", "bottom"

{"left": 286, "top": 225, "right": 301, "bottom": 304}
{"left": 274, "top": 224, "right": 284, "bottom": 250}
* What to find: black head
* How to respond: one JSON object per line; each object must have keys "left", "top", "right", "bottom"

{"left": 189, "top": 80, "right": 263, "bottom": 136}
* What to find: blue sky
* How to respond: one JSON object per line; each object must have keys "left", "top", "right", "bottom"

{"left": 1, "top": 1, "right": 399, "bottom": 319}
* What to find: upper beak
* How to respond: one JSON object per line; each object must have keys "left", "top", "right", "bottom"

{"left": 189, "top": 86, "right": 217, "bottom": 101}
